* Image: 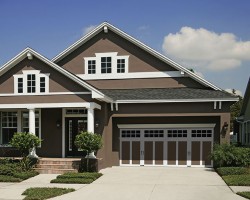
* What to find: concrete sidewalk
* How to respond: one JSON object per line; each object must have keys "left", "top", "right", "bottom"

{"left": 0, "top": 174, "right": 86, "bottom": 200}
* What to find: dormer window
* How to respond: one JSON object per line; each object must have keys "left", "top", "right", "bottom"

{"left": 14, "top": 70, "right": 49, "bottom": 94}
{"left": 84, "top": 52, "right": 129, "bottom": 76}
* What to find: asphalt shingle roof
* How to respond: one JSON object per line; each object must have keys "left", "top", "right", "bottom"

{"left": 100, "top": 88, "right": 236, "bottom": 101}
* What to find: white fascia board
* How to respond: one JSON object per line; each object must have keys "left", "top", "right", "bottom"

{"left": 117, "top": 124, "right": 216, "bottom": 129}
{"left": 115, "top": 98, "right": 238, "bottom": 103}
{"left": 0, "top": 92, "right": 91, "bottom": 97}
{"left": 77, "top": 71, "right": 183, "bottom": 80}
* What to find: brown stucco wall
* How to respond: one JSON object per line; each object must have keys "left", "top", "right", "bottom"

{"left": 0, "top": 94, "right": 92, "bottom": 104}
{"left": 37, "top": 108, "right": 62, "bottom": 157}
{"left": 57, "top": 30, "right": 177, "bottom": 74}
{"left": 0, "top": 57, "right": 88, "bottom": 94}
{"left": 86, "top": 77, "right": 206, "bottom": 89}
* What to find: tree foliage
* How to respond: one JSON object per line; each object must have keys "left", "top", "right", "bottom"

{"left": 230, "top": 93, "right": 243, "bottom": 132}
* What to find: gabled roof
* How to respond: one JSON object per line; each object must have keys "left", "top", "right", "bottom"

{"left": 240, "top": 78, "right": 250, "bottom": 116}
{"left": 0, "top": 47, "right": 112, "bottom": 102}
{"left": 100, "top": 88, "right": 238, "bottom": 103}
{"left": 52, "top": 22, "right": 221, "bottom": 91}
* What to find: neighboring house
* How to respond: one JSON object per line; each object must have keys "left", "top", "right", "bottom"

{"left": 0, "top": 22, "right": 237, "bottom": 169}
{"left": 237, "top": 78, "right": 250, "bottom": 145}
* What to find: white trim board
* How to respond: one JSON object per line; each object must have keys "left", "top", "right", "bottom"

{"left": 0, "top": 102, "right": 101, "bottom": 109}
{"left": 118, "top": 124, "right": 216, "bottom": 129}
{"left": 115, "top": 98, "right": 238, "bottom": 103}
{"left": 78, "top": 71, "right": 184, "bottom": 80}
{"left": 51, "top": 22, "right": 221, "bottom": 91}
{"left": 0, "top": 92, "right": 91, "bottom": 97}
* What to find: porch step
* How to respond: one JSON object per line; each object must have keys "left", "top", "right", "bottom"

{"left": 34, "top": 158, "right": 81, "bottom": 174}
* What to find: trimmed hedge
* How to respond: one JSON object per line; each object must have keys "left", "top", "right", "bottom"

{"left": 216, "top": 167, "right": 249, "bottom": 176}
{"left": 222, "top": 175, "right": 250, "bottom": 186}
{"left": 0, "top": 163, "right": 21, "bottom": 176}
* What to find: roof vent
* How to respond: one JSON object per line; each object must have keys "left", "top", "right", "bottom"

{"left": 27, "top": 52, "right": 33, "bottom": 60}
{"left": 104, "top": 26, "right": 108, "bottom": 33}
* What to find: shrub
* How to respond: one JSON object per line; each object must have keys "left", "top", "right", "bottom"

{"left": 0, "top": 163, "right": 21, "bottom": 176}
{"left": 51, "top": 178, "right": 94, "bottom": 184}
{"left": 74, "top": 131, "right": 103, "bottom": 172}
{"left": 10, "top": 132, "right": 41, "bottom": 171}
{"left": 13, "top": 171, "right": 39, "bottom": 180}
{"left": 217, "top": 167, "right": 249, "bottom": 176}
{"left": 210, "top": 143, "right": 250, "bottom": 167}
{"left": 222, "top": 175, "right": 250, "bottom": 186}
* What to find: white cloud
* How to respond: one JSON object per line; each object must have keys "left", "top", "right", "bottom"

{"left": 83, "top": 25, "right": 97, "bottom": 35}
{"left": 162, "top": 27, "right": 250, "bottom": 71}
{"left": 225, "top": 88, "right": 242, "bottom": 96}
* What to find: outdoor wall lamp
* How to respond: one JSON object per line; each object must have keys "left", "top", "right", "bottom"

{"left": 56, "top": 120, "right": 61, "bottom": 128}
{"left": 223, "top": 122, "right": 229, "bottom": 132}
{"left": 95, "top": 120, "right": 100, "bottom": 128}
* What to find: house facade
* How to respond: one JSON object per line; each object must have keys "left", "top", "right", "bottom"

{"left": 237, "top": 78, "right": 250, "bottom": 145}
{"left": 0, "top": 22, "right": 237, "bottom": 169}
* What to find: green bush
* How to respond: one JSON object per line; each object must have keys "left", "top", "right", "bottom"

{"left": 0, "top": 163, "right": 21, "bottom": 176}
{"left": 22, "top": 187, "right": 75, "bottom": 200}
{"left": 210, "top": 143, "right": 250, "bottom": 167}
{"left": 57, "top": 172, "right": 102, "bottom": 179}
{"left": 222, "top": 175, "right": 250, "bottom": 186}
{"left": 0, "top": 175, "right": 22, "bottom": 182}
{"left": 51, "top": 178, "right": 94, "bottom": 184}
{"left": 13, "top": 170, "right": 39, "bottom": 180}
{"left": 217, "top": 167, "right": 249, "bottom": 176}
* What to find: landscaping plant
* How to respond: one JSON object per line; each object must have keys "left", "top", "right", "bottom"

{"left": 74, "top": 131, "right": 103, "bottom": 172}
{"left": 9, "top": 132, "right": 41, "bottom": 171}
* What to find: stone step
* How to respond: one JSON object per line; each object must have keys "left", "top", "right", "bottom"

{"left": 34, "top": 168, "right": 77, "bottom": 174}
{"left": 36, "top": 164, "right": 78, "bottom": 169}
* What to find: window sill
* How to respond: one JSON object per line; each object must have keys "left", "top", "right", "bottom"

{"left": 0, "top": 144, "right": 12, "bottom": 148}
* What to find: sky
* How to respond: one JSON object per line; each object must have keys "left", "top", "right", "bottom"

{"left": 0, "top": 0, "right": 250, "bottom": 96}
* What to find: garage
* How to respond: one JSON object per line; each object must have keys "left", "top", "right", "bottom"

{"left": 119, "top": 124, "right": 214, "bottom": 167}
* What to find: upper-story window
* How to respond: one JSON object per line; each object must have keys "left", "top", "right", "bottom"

{"left": 101, "top": 57, "right": 112, "bottom": 73}
{"left": 88, "top": 60, "right": 96, "bottom": 74}
{"left": 14, "top": 70, "right": 50, "bottom": 94}
{"left": 84, "top": 52, "right": 129, "bottom": 76}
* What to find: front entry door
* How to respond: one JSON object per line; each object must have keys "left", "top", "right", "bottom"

{"left": 65, "top": 117, "right": 87, "bottom": 157}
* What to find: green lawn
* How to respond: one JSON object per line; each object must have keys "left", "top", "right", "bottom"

{"left": 222, "top": 174, "right": 250, "bottom": 186}
{"left": 51, "top": 172, "right": 102, "bottom": 184}
{"left": 237, "top": 192, "right": 250, "bottom": 199}
{"left": 22, "top": 187, "right": 75, "bottom": 200}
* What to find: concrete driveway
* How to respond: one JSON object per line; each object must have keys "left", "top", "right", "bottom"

{"left": 51, "top": 167, "right": 245, "bottom": 200}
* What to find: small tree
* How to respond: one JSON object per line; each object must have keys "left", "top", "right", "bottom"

{"left": 74, "top": 131, "right": 103, "bottom": 172}
{"left": 10, "top": 132, "right": 41, "bottom": 171}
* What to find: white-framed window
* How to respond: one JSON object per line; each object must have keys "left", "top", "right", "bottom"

{"left": 14, "top": 70, "right": 50, "bottom": 95}
{"left": 87, "top": 60, "right": 96, "bottom": 74}
{"left": 0, "top": 110, "right": 41, "bottom": 146}
{"left": 84, "top": 52, "right": 129, "bottom": 76}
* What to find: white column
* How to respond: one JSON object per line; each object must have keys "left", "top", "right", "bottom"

{"left": 87, "top": 106, "right": 96, "bottom": 158}
{"left": 28, "top": 108, "right": 38, "bottom": 158}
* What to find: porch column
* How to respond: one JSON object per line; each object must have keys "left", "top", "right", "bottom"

{"left": 87, "top": 106, "right": 96, "bottom": 158}
{"left": 28, "top": 108, "right": 38, "bottom": 158}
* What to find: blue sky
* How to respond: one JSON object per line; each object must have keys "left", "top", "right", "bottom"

{"left": 0, "top": 0, "right": 250, "bottom": 95}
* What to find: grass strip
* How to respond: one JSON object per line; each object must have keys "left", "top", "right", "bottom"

{"left": 0, "top": 175, "right": 22, "bottom": 182}
{"left": 22, "top": 187, "right": 75, "bottom": 200}
{"left": 237, "top": 192, "right": 250, "bottom": 199}
{"left": 222, "top": 175, "right": 250, "bottom": 186}
{"left": 51, "top": 178, "right": 94, "bottom": 184}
